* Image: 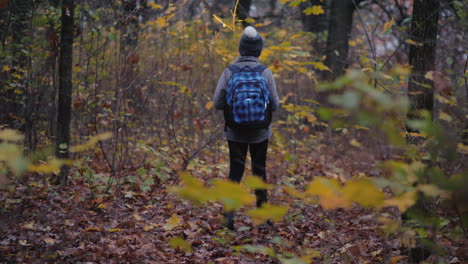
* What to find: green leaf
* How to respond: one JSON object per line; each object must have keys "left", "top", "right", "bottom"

{"left": 137, "top": 167, "right": 147, "bottom": 177}
{"left": 168, "top": 236, "right": 192, "bottom": 253}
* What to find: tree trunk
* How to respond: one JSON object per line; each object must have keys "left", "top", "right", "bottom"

{"left": 235, "top": 0, "right": 251, "bottom": 26}
{"left": 407, "top": 0, "right": 440, "bottom": 117}
{"left": 323, "top": 0, "right": 356, "bottom": 81}
{"left": 54, "top": 0, "right": 74, "bottom": 186}
{"left": 300, "top": 0, "right": 327, "bottom": 33}
{"left": 0, "top": 3, "right": 9, "bottom": 47}
{"left": 121, "top": 0, "right": 139, "bottom": 112}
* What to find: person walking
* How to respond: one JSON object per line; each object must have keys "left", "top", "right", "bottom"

{"left": 213, "top": 26, "right": 280, "bottom": 230}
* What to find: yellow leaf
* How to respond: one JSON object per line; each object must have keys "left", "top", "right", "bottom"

{"left": 213, "top": 14, "right": 233, "bottom": 30}
{"left": 283, "top": 60, "right": 299, "bottom": 66}
{"left": 390, "top": 255, "right": 407, "bottom": 263}
{"left": 306, "top": 177, "right": 351, "bottom": 210}
{"left": 14, "top": 89, "right": 23, "bottom": 94}
{"left": 244, "top": 175, "right": 273, "bottom": 190}
{"left": 349, "top": 40, "right": 357, "bottom": 47}
{"left": 205, "top": 101, "right": 213, "bottom": 110}
{"left": 383, "top": 17, "right": 394, "bottom": 33}
{"left": 354, "top": 125, "right": 369, "bottom": 131}
{"left": 303, "top": 5, "right": 325, "bottom": 15}
{"left": 97, "top": 203, "right": 107, "bottom": 209}
{"left": 70, "top": 132, "right": 112, "bottom": 152}
{"left": 279, "top": 93, "right": 296, "bottom": 104}
{"left": 2, "top": 65, "right": 11, "bottom": 71}
{"left": 12, "top": 73, "right": 22, "bottom": 79}
{"left": 109, "top": 228, "right": 121, "bottom": 233}
{"left": 306, "top": 114, "right": 317, "bottom": 123}
{"left": 148, "top": 2, "right": 163, "bottom": 9}
{"left": 282, "top": 186, "right": 307, "bottom": 199}
{"left": 384, "top": 191, "right": 417, "bottom": 212}
{"left": 244, "top": 18, "right": 255, "bottom": 24}
{"left": 311, "top": 61, "right": 331, "bottom": 71}
{"left": 401, "top": 131, "right": 426, "bottom": 138}
{"left": 438, "top": 111, "right": 452, "bottom": 122}
{"left": 144, "top": 224, "right": 156, "bottom": 232}
{"left": 246, "top": 204, "right": 288, "bottom": 224}
{"left": 211, "top": 179, "right": 255, "bottom": 211}
{"left": 458, "top": 143, "right": 468, "bottom": 154}
{"left": 349, "top": 139, "right": 361, "bottom": 147}
{"left": 133, "top": 213, "right": 142, "bottom": 221}
{"left": 28, "top": 158, "right": 65, "bottom": 174}
{"left": 424, "top": 71, "right": 434, "bottom": 80}
{"left": 342, "top": 178, "right": 385, "bottom": 208}
{"left": 156, "top": 17, "right": 168, "bottom": 27}
{"left": 418, "top": 184, "right": 449, "bottom": 198}
{"left": 164, "top": 214, "right": 181, "bottom": 231}
{"left": 19, "top": 240, "right": 31, "bottom": 246}
{"left": 168, "top": 236, "right": 192, "bottom": 253}
{"left": 43, "top": 237, "right": 56, "bottom": 245}
{"left": 169, "top": 171, "right": 212, "bottom": 204}
{"left": 0, "top": 129, "right": 24, "bottom": 142}
{"left": 85, "top": 227, "right": 100, "bottom": 232}
{"left": 405, "top": 39, "right": 422, "bottom": 46}
{"left": 21, "top": 221, "right": 36, "bottom": 230}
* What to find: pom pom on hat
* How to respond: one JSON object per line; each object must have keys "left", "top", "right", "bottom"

{"left": 244, "top": 26, "right": 257, "bottom": 38}
{"left": 239, "top": 26, "right": 263, "bottom": 57}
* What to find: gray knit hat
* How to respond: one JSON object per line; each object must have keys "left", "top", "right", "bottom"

{"left": 239, "top": 26, "right": 263, "bottom": 57}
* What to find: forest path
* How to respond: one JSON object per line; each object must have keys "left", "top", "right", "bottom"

{"left": 0, "top": 137, "right": 458, "bottom": 263}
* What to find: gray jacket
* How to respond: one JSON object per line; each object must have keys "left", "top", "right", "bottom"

{"left": 213, "top": 56, "right": 280, "bottom": 143}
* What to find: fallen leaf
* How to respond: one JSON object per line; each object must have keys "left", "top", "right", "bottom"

{"left": 43, "top": 237, "right": 56, "bottom": 245}
{"left": 164, "top": 214, "right": 181, "bottom": 231}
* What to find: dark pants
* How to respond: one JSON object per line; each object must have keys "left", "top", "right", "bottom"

{"left": 228, "top": 139, "right": 268, "bottom": 207}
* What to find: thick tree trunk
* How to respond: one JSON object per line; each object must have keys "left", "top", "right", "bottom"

{"left": 403, "top": 3, "right": 440, "bottom": 259}
{"left": 235, "top": 0, "right": 251, "bottom": 26}
{"left": 317, "top": 0, "right": 358, "bottom": 107}
{"left": 54, "top": 0, "right": 74, "bottom": 186}
{"left": 407, "top": 0, "right": 440, "bottom": 116}
{"left": 323, "top": 0, "right": 356, "bottom": 81}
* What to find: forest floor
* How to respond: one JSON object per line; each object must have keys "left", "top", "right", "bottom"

{"left": 0, "top": 133, "right": 466, "bottom": 263}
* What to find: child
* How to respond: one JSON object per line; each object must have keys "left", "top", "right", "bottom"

{"left": 213, "top": 26, "right": 280, "bottom": 230}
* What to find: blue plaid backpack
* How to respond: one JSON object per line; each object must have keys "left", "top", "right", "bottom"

{"left": 224, "top": 64, "right": 272, "bottom": 129}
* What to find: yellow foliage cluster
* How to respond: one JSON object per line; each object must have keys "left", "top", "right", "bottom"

{"left": 171, "top": 172, "right": 289, "bottom": 224}
{"left": 0, "top": 130, "right": 112, "bottom": 185}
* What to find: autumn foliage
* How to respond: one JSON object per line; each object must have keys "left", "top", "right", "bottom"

{"left": 1, "top": 1, "right": 467, "bottom": 263}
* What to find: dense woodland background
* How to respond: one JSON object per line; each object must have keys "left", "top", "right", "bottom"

{"left": 0, "top": 0, "right": 467, "bottom": 263}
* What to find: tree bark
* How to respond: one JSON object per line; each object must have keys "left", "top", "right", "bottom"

{"left": 407, "top": 0, "right": 440, "bottom": 116}
{"left": 323, "top": 0, "right": 356, "bottom": 81}
{"left": 121, "top": 0, "right": 140, "bottom": 112}
{"left": 235, "top": 0, "right": 251, "bottom": 26}
{"left": 54, "top": 0, "right": 74, "bottom": 186}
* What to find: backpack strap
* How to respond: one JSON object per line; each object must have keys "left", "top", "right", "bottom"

{"left": 228, "top": 64, "right": 267, "bottom": 74}
{"left": 228, "top": 65, "right": 241, "bottom": 75}
{"left": 253, "top": 65, "right": 267, "bottom": 74}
